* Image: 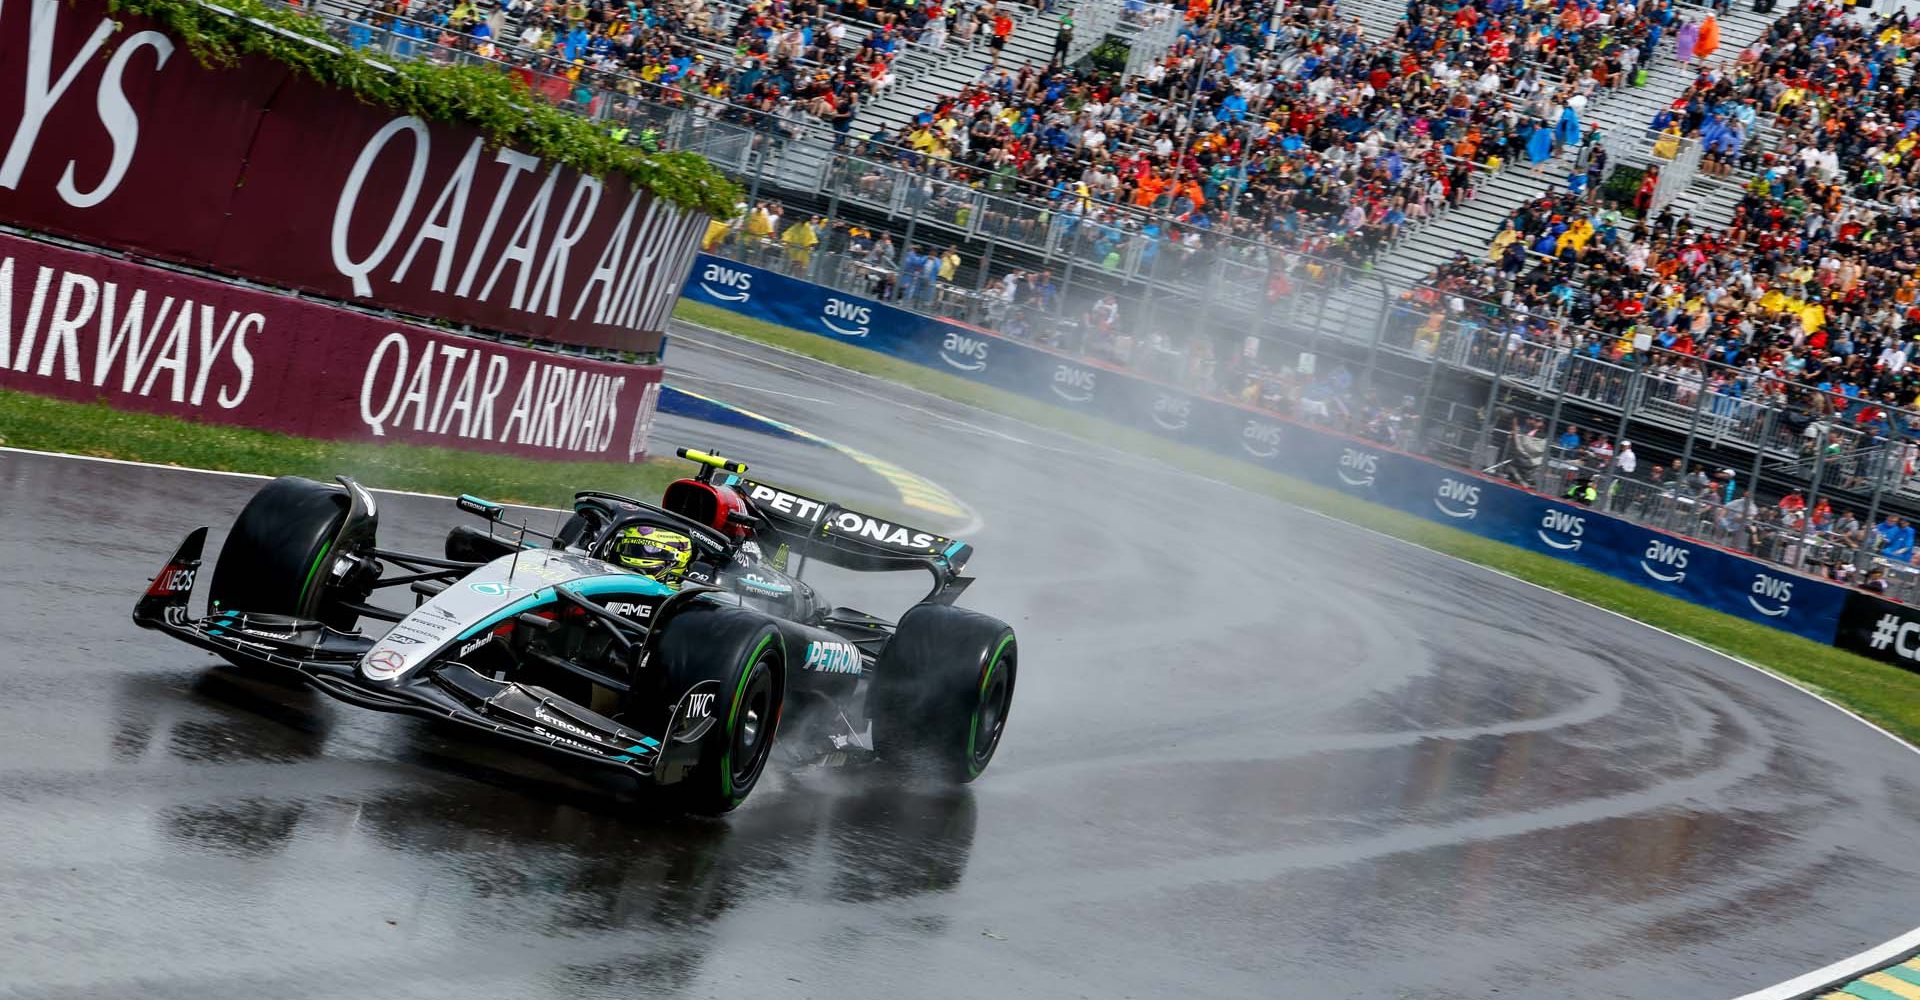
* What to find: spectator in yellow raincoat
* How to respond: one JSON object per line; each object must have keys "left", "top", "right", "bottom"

{"left": 745, "top": 202, "right": 776, "bottom": 241}
{"left": 782, "top": 216, "right": 821, "bottom": 273}
{"left": 1556, "top": 217, "right": 1595, "bottom": 258}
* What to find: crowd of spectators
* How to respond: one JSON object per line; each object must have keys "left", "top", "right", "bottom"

{"left": 326, "top": 0, "right": 1920, "bottom": 586}
{"left": 1409, "top": 0, "right": 1920, "bottom": 455}
{"left": 337, "top": 0, "right": 1696, "bottom": 277}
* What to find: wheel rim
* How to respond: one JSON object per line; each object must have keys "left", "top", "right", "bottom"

{"left": 730, "top": 658, "right": 776, "bottom": 788}
{"left": 971, "top": 668, "right": 1012, "bottom": 768}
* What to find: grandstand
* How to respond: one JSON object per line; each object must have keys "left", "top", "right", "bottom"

{"left": 295, "top": 0, "right": 1920, "bottom": 596}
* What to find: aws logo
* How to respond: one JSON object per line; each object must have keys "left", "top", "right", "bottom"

{"left": 1150, "top": 393, "right": 1190, "bottom": 431}
{"left": 1641, "top": 540, "right": 1690, "bottom": 583}
{"left": 1337, "top": 448, "right": 1378, "bottom": 487}
{"left": 1051, "top": 364, "right": 1097, "bottom": 403}
{"left": 940, "top": 331, "right": 990, "bottom": 371}
{"left": 1434, "top": 477, "right": 1480, "bottom": 519}
{"left": 1749, "top": 573, "right": 1793, "bottom": 617}
{"left": 697, "top": 262, "right": 752, "bottom": 302}
{"left": 1241, "top": 419, "right": 1283, "bottom": 459}
{"left": 1538, "top": 509, "right": 1584, "bottom": 550}
{"left": 821, "top": 298, "right": 871, "bottom": 337}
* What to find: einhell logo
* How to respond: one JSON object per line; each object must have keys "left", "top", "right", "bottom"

{"left": 820, "top": 298, "right": 870, "bottom": 337}
{"left": 1748, "top": 573, "right": 1793, "bottom": 617}
{"left": 1241, "top": 419, "right": 1283, "bottom": 459}
{"left": 939, "top": 331, "right": 989, "bottom": 371}
{"left": 697, "top": 263, "right": 752, "bottom": 301}
{"left": 1640, "top": 540, "right": 1690, "bottom": 583}
{"left": 1537, "top": 509, "right": 1584, "bottom": 550}
{"left": 1150, "top": 393, "right": 1190, "bottom": 431}
{"left": 1050, "top": 364, "right": 1096, "bottom": 403}
{"left": 1337, "top": 448, "right": 1378, "bottom": 487}
{"left": 1433, "top": 477, "right": 1480, "bottom": 519}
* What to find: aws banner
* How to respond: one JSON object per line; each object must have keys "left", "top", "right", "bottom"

{"left": 0, "top": 231, "right": 663, "bottom": 461}
{"left": 681, "top": 254, "right": 1853, "bottom": 644}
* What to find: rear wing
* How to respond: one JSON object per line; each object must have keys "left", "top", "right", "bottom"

{"left": 739, "top": 479, "right": 972, "bottom": 599}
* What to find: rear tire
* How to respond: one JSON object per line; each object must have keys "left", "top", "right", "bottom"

{"left": 209, "top": 477, "right": 368, "bottom": 632}
{"left": 648, "top": 605, "right": 786, "bottom": 815}
{"left": 870, "top": 604, "right": 1016, "bottom": 782}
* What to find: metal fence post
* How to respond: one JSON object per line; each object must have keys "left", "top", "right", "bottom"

{"left": 1415, "top": 345, "right": 1444, "bottom": 454}
{"left": 900, "top": 185, "right": 925, "bottom": 266}
{"left": 746, "top": 136, "right": 771, "bottom": 208}
{"left": 1362, "top": 281, "right": 1388, "bottom": 389}
{"left": 1541, "top": 356, "right": 1576, "bottom": 491}
{"left": 1744, "top": 407, "right": 1773, "bottom": 499}
{"left": 1863, "top": 446, "right": 1893, "bottom": 557}
{"left": 1674, "top": 369, "right": 1713, "bottom": 477}
{"left": 1472, "top": 334, "right": 1512, "bottom": 465}
{"left": 1799, "top": 435, "right": 1834, "bottom": 567}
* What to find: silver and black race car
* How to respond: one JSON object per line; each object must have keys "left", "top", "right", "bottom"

{"left": 132, "top": 449, "right": 1016, "bottom": 814}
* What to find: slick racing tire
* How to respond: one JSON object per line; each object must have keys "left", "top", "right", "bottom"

{"left": 870, "top": 604, "right": 1016, "bottom": 783}
{"left": 650, "top": 605, "right": 786, "bottom": 815}
{"left": 209, "top": 477, "right": 369, "bottom": 633}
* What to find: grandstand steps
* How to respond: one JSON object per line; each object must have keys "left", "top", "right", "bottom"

{"left": 852, "top": 5, "right": 1065, "bottom": 138}
{"left": 1353, "top": 1, "right": 1792, "bottom": 292}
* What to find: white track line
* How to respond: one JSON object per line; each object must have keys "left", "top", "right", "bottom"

{"left": 1729, "top": 929, "right": 1920, "bottom": 1000}
{"left": 666, "top": 371, "right": 841, "bottom": 405}
{"left": 0, "top": 446, "right": 561, "bottom": 508}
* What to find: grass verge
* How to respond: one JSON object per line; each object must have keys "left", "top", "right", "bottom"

{"left": 672, "top": 300, "right": 1920, "bottom": 747}
{"left": 0, "top": 389, "right": 680, "bottom": 507}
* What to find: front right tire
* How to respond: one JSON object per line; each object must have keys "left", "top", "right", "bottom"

{"left": 870, "top": 604, "right": 1017, "bottom": 782}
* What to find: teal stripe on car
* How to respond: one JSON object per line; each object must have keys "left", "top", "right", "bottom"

{"left": 453, "top": 575, "right": 676, "bottom": 640}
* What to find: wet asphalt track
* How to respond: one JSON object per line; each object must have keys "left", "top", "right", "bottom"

{"left": 6, "top": 326, "right": 1920, "bottom": 999}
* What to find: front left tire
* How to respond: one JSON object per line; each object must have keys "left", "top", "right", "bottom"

{"left": 646, "top": 604, "right": 787, "bottom": 815}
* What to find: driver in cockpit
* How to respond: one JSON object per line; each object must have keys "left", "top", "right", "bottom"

{"left": 611, "top": 524, "right": 694, "bottom": 587}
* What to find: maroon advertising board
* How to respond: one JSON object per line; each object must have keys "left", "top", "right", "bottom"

{"left": 0, "top": 0, "right": 705, "bottom": 354}
{"left": 0, "top": 231, "right": 664, "bottom": 461}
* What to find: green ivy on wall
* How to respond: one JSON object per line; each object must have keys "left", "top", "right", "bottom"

{"left": 106, "top": 0, "right": 741, "bottom": 218}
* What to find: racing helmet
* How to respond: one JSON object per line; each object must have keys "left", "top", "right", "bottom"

{"left": 612, "top": 525, "right": 693, "bottom": 585}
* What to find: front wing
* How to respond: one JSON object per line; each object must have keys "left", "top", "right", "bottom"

{"left": 133, "top": 529, "right": 674, "bottom": 780}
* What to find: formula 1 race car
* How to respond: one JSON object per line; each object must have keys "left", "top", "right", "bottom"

{"left": 132, "top": 450, "right": 1016, "bottom": 814}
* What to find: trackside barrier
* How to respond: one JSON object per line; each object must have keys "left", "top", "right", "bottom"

{"left": 679, "top": 254, "right": 1894, "bottom": 652}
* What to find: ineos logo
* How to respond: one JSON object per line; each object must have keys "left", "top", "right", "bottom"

{"left": 821, "top": 298, "right": 871, "bottom": 337}
{"left": 939, "top": 331, "right": 990, "bottom": 371}
{"left": 1433, "top": 477, "right": 1480, "bottom": 519}
{"left": 150, "top": 567, "right": 197, "bottom": 595}
{"left": 698, "top": 263, "right": 753, "bottom": 301}
{"left": 1050, "top": 364, "right": 1097, "bottom": 403}
{"left": 1241, "top": 419, "right": 1283, "bottom": 458}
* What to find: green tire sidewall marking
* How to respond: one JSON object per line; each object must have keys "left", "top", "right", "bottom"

{"left": 721, "top": 633, "right": 779, "bottom": 803}
{"left": 298, "top": 538, "right": 334, "bottom": 611}
{"left": 966, "top": 634, "right": 1016, "bottom": 779}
